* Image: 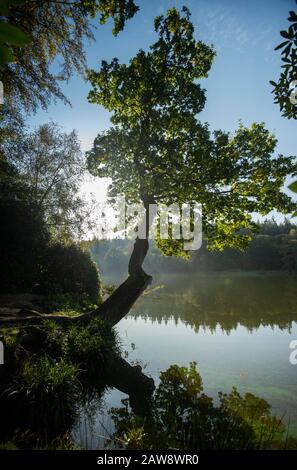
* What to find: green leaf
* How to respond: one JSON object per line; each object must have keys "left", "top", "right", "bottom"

{"left": 288, "top": 11, "right": 297, "bottom": 21}
{"left": 292, "top": 211, "right": 297, "bottom": 218}
{"left": 283, "top": 43, "right": 292, "bottom": 57}
{"left": 269, "top": 80, "right": 277, "bottom": 87}
{"left": 288, "top": 181, "right": 297, "bottom": 193}
{"left": 274, "top": 40, "right": 290, "bottom": 51}
{"left": 0, "top": 44, "right": 14, "bottom": 68}
{"left": 280, "top": 30, "right": 290, "bottom": 39}
{"left": 0, "top": 22, "right": 30, "bottom": 46}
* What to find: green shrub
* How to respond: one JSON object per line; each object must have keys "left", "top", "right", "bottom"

{"left": 38, "top": 243, "right": 101, "bottom": 303}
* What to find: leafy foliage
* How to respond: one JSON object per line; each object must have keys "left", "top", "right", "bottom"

{"left": 90, "top": 220, "right": 297, "bottom": 277}
{"left": 65, "top": 318, "right": 118, "bottom": 381}
{"left": 110, "top": 363, "right": 289, "bottom": 450}
{"left": 0, "top": 151, "right": 101, "bottom": 299}
{"left": 87, "top": 7, "right": 297, "bottom": 256}
{"left": 0, "top": 0, "right": 30, "bottom": 69}
{"left": 0, "top": 0, "right": 138, "bottom": 111}
{"left": 270, "top": 1, "right": 297, "bottom": 119}
{"left": 39, "top": 243, "right": 101, "bottom": 304}
{"left": 42, "top": 293, "right": 99, "bottom": 314}
{"left": 269, "top": 3, "right": 297, "bottom": 214}
{"left": 44, "top": 318, "right": 118, "bottom": 382}
{"left": 1, "top": 121, "right": 91, "bottom": 241}
{"left": 89, "top": 0, "right": 139, "bottom": 35}
{"left": 0, "top": 185, "right": 49, "bottom": 293}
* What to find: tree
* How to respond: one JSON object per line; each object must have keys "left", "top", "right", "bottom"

{"left": 270, "top": 0, "right": 297, "bottom": 119}
{"left": 1, "top": 122, "right": 91, "bottom": 241}
{"left": 86, "top": 7, "right": 296, "bottom": 285}
{"left": 0, "top": 153, "right": 49, "bottom": 292}
{"left": 0, "top": 149, "right": 101, "bottom": 298}
{"left": 0, "top": 0, "right": 139, "bottom": 112}
{"left": 2, "top": 8, "right": 296, "bottom": 332}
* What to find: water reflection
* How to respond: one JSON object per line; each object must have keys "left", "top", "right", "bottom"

{"left": 128, "top": 273, "right": 297, "bottom": 332}
{"left": 67, "top": 273, "right": 297, "bottom": 446}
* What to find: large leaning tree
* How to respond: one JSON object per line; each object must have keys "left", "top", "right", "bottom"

{"left": 1, "top": 7, "right": 296, "bottom": 330}
{"left": 84, "top": 6, "right": 297, "bottom": 321}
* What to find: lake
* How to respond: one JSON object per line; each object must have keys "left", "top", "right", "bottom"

{"left": 74, "top": 272, "right": 297, "bottom": 448}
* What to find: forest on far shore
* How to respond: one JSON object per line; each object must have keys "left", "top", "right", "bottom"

{"left": 90, "top": 218, "right": 297, "bottom": 276}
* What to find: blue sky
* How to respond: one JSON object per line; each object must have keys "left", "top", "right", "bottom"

{"left": 29, "top": 0, "right": 296, "bottom": 215}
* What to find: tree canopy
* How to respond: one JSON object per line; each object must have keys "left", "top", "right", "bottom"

{"left": 0, "top": 0, "right": 139, "bottom": 112}
{"left": 87, "top": 7, "right": 297, "bottom": 254}
{"left": 1, "top": 121, "right": 91, "bottom": 241}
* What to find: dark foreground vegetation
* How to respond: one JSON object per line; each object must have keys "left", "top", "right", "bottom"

{"left": 0, "top": 317, "right": 119, "bottom": 448}
{"left": 1, "top": 348, "right": 297, "bottom": 449}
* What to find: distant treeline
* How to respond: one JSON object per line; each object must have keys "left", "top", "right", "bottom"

{"left": 90, "top": 219, "right": 297, "bottom": 276}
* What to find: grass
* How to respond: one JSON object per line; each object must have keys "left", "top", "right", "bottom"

{"left": 1, "top": 356, "right": 79, "bottom": 442}
{"left": 43, "top": 318, "right": 119, "bottom": 381}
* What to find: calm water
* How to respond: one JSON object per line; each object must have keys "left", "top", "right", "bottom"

{"left": 74, "top": 272, "right": 297, "bottom": 448}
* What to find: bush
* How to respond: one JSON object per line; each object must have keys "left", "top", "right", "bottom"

{"left": 38, "top": 243, "right": 101, "bottom": 303}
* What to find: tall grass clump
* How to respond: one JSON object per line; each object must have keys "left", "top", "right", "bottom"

{"left": 2, "top": 356, "right": 79, "bottom": 440}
